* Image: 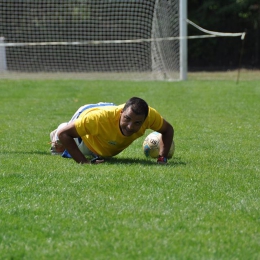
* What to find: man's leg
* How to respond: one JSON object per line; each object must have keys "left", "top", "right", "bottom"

{"left": 50, "top": 102, "right": 116, "bottom": 156}
{"left": 49, "top": 104, "right": 90, "bottom": 155}
{"left": 50, "top": 123, "right": 67, "bottom": 155}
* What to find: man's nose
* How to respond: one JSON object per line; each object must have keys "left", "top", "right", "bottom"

{"left": 127, "top": 122, "right": 134, "bottom": 130}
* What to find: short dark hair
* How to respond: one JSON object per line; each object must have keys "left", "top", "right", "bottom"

{"left": 123, "top": 97, "right": 149, "bottom": 119}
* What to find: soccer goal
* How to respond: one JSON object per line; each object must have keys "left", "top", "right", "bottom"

{"left": 0, "top": 0, "right": 187, "bottom": 81}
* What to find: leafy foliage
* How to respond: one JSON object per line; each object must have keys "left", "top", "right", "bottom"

{"left": 188, "top": 0, "right": 260, "bottom": 69}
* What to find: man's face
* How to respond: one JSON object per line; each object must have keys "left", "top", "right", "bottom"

{"left": 119, "top": 107, "right": 146, "bottom": 136}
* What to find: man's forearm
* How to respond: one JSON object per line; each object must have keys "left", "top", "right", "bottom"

{"left": 58, "top": 132, "right": 89, "bottom": 164}
{"left": 160, "top": 126, "right": 174, "bottom": 157}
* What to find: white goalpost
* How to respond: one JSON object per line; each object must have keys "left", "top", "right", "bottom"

{"left": 0, "top": 0, "right": 185, "bottom": 81}
{"left": 0, "top": 0, "right": 245, "bottom": 81}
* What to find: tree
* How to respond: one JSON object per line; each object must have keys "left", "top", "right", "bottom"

{"left": 188, "top": 0, "right": 260, "bottom": 69}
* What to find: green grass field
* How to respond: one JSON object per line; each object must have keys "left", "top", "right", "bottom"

{"left": 0, "top": 76, "right": 259, "bottom": 259}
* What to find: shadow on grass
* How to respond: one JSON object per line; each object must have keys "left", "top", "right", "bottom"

{"left": 1, "top": 151, "right": 186, "bottom": 167}
{"left": 0, "top": 150, "right": 50, "bottom": 155}
{"left": 105, "top": 157, "right": 186, "bottom": 166}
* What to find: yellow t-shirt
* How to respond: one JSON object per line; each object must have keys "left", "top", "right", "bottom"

{"left": 74, "top": 104, "right": 163, "bottom": 157}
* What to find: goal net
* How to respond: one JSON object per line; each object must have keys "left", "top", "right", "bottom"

{"left": 0, "top": 0, "right": 180, "bottom": 81}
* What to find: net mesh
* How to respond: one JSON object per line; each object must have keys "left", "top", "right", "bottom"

{"left": 0, "top": 0, "right": 180, "bottom": 81}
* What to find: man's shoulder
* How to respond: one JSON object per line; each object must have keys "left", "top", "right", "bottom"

{"left": 148, "top": 106, "right": 160, "bottom": 116}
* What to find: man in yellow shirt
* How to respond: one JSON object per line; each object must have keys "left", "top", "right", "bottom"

{"left": 50, "top": 97, "right": 174, "bottom": 165}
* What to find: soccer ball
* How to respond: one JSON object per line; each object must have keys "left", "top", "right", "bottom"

{"left": 143, "top": 132, "right": 175, "bottom": 159}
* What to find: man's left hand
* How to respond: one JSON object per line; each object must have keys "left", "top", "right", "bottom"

{"left": 157, "top": 156, "right": 167, "bottom": 165}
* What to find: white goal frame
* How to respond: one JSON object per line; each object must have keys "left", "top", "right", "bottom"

{"left": 0, "top": 0, "right": 246, "bottom": 81}
{"left": 180, "top": 0, "right": 187, "bottom": 80}
{"left": 0, "top": 0, "right": 187, "bottom": 81}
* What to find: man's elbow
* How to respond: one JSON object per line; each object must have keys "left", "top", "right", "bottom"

{"left": 57, "top": 129, "right": 67, "bottom": 143}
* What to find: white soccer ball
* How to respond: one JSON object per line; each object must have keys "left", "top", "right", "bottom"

{"left": 143, "top": 132, "right": 175, "bottom": 159}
